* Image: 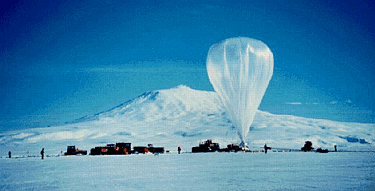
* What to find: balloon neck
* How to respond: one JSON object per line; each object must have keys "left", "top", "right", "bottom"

{"left": 237, "top": 131, "right": 248, "bottom": 148}
{"left": 239, "top": 141, "right": 248, "bottom": 149}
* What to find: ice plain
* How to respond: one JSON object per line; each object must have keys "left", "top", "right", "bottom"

{"left": 1, "top": 152, "right": 374, "bottom": 190}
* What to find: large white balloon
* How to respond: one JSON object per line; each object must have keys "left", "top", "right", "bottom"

{"left": 206, "top": 37, "right": 273, "bottom": 146}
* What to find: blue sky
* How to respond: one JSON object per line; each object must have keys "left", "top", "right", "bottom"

{"left": 1, "top": 0, "right": 374, "bottom": 131}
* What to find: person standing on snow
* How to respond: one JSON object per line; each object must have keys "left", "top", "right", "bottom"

{"left": 41, "top": 148, "right": 44, "bottom": 159}
{"left": 264, "top": 144, "right": 271, "bottom": 154}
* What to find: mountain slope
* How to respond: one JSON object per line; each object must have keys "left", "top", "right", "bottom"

{"left": 1, "top": 85, "right": 374, "bottom": 156}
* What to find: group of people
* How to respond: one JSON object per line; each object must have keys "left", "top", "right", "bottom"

{"left": 8, "top": 148, "right": 44, "bottom": 159}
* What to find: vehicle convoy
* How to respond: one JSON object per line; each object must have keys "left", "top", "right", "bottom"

{"left": 64, "top": 146, "right": 87, "bottom": 155}
{"left": 89, "top": 143, "right": 164, "bottom": 155}
{"left": 63, "top": 140, "right": 325, "bottom": 156}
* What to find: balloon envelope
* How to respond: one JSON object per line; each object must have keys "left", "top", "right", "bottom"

{"left": 206, "top": 37, "right": 273, "bottom": 145}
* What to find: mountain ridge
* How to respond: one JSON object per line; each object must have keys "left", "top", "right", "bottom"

{"left": 72, "top": 85, "right": 224, "bottom": 123}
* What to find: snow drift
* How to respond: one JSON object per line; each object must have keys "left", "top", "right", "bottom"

{"left": 1, "top": 85, "right": 374, "bottom": 157}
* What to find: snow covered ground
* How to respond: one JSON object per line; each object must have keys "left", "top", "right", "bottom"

{"left": 1, "top": 152, "right": 374, "bottom": 190}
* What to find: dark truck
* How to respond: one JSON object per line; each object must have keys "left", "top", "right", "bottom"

{"left": 133, "top": 144, "right": 165, "bottom": 154}
{"left": 64, "top": 146, "right": 87, "bottom": 155}
{"left": 90, "top": 142, "right": 131, "bottom": 155}
{"left": 192, "top": 139, "right": 220, "bottom": 153}
{"left": 220, "top": 144, "right": 244, "bottom": 152}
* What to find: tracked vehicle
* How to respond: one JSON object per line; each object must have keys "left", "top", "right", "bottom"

{"left": 192, "top": 139, "right": 220, "bottom": 153}
{"left": 90, "top": 143, "right": 131, "bottom": 155}
{"left": 64, "top": 146, "right": 87, "bottom": 155}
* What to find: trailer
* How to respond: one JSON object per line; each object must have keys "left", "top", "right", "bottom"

{"left": 133, "top": 144, "right": 164, "bottom": 154}
{"left": 219, "top": 144, "right": 244, "bottom": 152}
{"left": 147, "top": 144, "right": 164, "bottom": 154}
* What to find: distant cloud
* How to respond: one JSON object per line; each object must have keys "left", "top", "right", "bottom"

{"left": 285, "top": 102, "right": 302, "bottom": 105}
{"left": 329, "top": 101, "right": 338, "bottom": 105}
{"left": 328, "top": 99, "right": 353, "bottom": 105}
{"left": 345, "top": 99, "right": 352, "bottom": 104}
{"left": 86, "top": 67, "right": 162, "bottom": 73}
{"left": 285, "top": 102, "right": 319, "bottom": 105}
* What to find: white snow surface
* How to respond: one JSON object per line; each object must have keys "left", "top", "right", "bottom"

{"left": 1, "top": 152, "right": 374, "bottom": 190}
{"left": 1, "top": 85, "right": 374, "bottom": 157}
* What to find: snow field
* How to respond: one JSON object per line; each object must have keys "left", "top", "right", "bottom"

{"left": 1, "top": 152, "right": 374, "bottom": 190}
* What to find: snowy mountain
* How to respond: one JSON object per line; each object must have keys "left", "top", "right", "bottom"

{"left": 1, "top": 85, "right": 374, "bottom": 157}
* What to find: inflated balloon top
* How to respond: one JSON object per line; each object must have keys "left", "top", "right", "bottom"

{"left": 206, "top": 37, "right": 273, "bottom": 146}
